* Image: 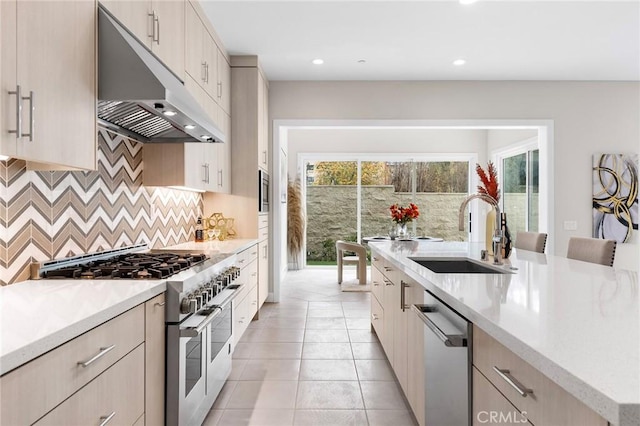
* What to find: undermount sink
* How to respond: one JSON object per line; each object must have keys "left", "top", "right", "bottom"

{"left": 410, "top": 257, "right": 513, "bottom": 274}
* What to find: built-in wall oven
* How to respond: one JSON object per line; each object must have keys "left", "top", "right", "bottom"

{"left": 258, "top": 169, "right": 269, "bottom": 212}
{"left": 412, "top": 289, "right": 472, "bottom": 426}
{"left": 165, "top": 255, "right": 243, "bottom": 426}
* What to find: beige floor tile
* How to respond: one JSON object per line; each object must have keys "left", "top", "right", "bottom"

{"left": 304, "top": 329, "right": 350, "bottom": 343}
{"left": 233, "top": 343, "right": 254, "bottom": 359}
{"left": 240, "top": 359, "right": 301, "bottom": 381}
{"left": 212, "top": 380, "right": 238, "bottom": 409}
{"left": 342, "top": 301, "right": 371, "bottom": 310}
{"left": 306, "top": 317, "right": 347, "bottom": 330}
{"left": 268, "top": 309, "right": 308, "bottom": 319}
{"left": 308, "top": 301, "right": 344, "bottom": 309}
{"left": 354, "top": 359, "right": 395, "bottom": 381}
{"left": 229, "top": 359, "right": 249, "bottom": 380}
{"left": 263, "top": 316, "right": 308, "bottom": 329}
{"left": 346, "top": 318, "right": 372, "bottom": 330}
{"left": 299, "top": 359, "right": 358, "bottom": 381}
{"left": 239, "top": 328, "right": 264, "bottom": 343}
{"left": 248, "top": 342, "right": 303, "bottom": 359}
{"left": 306, "top": 309, "right": 345, "bottom": 318}
{"left": 343, "top": 309, "right": 371, "bottom": 318}
{"left": 302, "top": 342, "right": 353, "bottom": 359}
{"left": 351, "top": 342, "right": 386, "bottom": 360}
{"left": 367, "top": 409, "right": 417, "bottom": 426}
{"left": 296, "top": 381, "right": 364, "bottom": 409}
{"left": 202, "top": 409, "right": 224, "bottom": 426}
{"left": 255, "top": 328, "right": 305, "bottom": 342}
{"left": 293, "top": 410, "right": 368, "bottom": 426}
{"left": 360, "top": 381, "right": 409, "bottom": 410}
{"left": 226, "top": 381, "right": 298, "bottom": 409}
{"left": 217, "top": 409, "right": 295, "bottom": 426}
{"left": 348, "top": 329, "right": 380, "bottom": 343}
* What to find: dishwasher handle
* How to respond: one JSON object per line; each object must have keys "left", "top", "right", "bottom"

{"left": 412, "top": 304, "right": 467, "bottom": 348}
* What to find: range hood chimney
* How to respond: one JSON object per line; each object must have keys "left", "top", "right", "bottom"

{"left": 98, "top": 6, "right": 224, "bottom": 143}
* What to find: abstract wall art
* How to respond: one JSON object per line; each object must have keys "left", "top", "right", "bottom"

{"left": 593, "top": 153, "right": 638, "bottom": 243}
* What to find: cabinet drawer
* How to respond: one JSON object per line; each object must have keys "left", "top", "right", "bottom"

{"left": 35, "top": 344, "right": 145, "bottom": 426}
{"left": 246, "top": 259, "right": 258, "bottom": 291}
{"left": 473, "top": 367, "right": 532, "bottom": 426}
{"left": 246, "top": 285, "right": 259, "bottom": 319}
{"left": 371, "top": 264, "right": 385, "bottom": 304}
{"left": 258, "top": 224, "right": 269, "bottom": 241}
{"left": 238, "top": 245, "right": 258, "bottom": 268}
{"left": 473, "top": 327, "right": 606, "bottom": 426}
{"left": 0, "top": 305, "right": 144, "bottom": 425}
{"left": 371, "top": 294, "right": 384, "bottom": 341}
{"left": 258, "top": 214, "right": 269, "bottom": 229}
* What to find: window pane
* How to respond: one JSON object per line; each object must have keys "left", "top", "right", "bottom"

{"left": 503, "top": 153, "right": 527, "bottom": 238}
{"left": 528, "top": 150, "right": 540, "bottom": 232}
{"left": 306, "top": 161, "right": 358, "bottom": 265}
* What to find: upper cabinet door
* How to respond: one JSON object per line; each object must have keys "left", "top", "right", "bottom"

{"left": 99, "top": 0, "right": 151, "bottom": 47}
{"left": 202, "top": 32, "right": 218, "bottom": 100}
{"left": 1, "top": 0, "right": 17, "bottom": 158}
{"left": 217, "top": 50, "right": 231, "bottom": 114}
{"left": 185, "top": 2, "right": 205, "bottom": 85}
{"left": 151, "top": 0, "right": 185, "bottom": 80}
{"left": 14, "top": 0, "right": 96, "bottom": 169}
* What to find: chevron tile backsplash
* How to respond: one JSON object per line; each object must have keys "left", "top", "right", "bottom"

{"left": 0, "top": 129, "right": 203, "bottom": 285}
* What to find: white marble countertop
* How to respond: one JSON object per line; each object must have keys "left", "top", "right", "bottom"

{"left": 0, "top": 279, "right": 166, "bottom": 375}
{"left": 369, "top": 241, "right": 639, "bottom": 426}
{"left": 164, "top": 238, "right": 258, "bottom": 255}
{"left": 0, "top": 239, "right": 257, "bottom": 376}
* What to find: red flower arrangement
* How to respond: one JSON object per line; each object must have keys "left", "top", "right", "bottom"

{"left": 476, "top": 162, "right": 500, "bottom": 202}
{"left": 390, "top": 203, "right": 420, "bottom": 225}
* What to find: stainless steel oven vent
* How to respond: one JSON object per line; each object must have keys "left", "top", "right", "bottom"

{"left": 98, "top": 101, "right": 174, "bottom": 139}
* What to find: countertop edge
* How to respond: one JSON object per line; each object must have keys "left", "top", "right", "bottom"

{"left": 371, "top": 245, "right": 629, "bottom": 426}
{"left": 0, "top": 282, "right": 166, "bottom": 376}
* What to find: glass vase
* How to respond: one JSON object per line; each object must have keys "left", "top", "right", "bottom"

{"left": 397, "top": 223, "right": 408, "bottom": 239}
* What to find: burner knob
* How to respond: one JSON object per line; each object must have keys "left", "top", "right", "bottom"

{"left": 216, "top": 275, "right": 225, "bottom": 289}
{"left": 233, "top": 266, "right": 241, "bottom": 279}
{"left": 195, "top": 288, "right": 207, "bottom": 304}
{"left": 180, "top": 295, "right": 197, "bottom": 314}
{"left": 193, "top": 291, "right": 203, "bottom": 309}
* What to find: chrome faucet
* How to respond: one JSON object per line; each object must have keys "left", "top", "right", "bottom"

{"left": 458, "top": 194, "right": 504, "bottom": 265}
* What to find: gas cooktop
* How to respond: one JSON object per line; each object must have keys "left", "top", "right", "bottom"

{"left": 32, "top": 244, "right": 210, "bottom": 280}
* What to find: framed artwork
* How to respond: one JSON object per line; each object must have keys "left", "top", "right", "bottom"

{"left": 593, "top": 153, "right": 638, "bottom": 243}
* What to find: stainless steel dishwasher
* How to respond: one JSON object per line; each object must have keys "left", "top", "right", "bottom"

{"left": 412, "top": 289, "right": 472, "bottom": 426}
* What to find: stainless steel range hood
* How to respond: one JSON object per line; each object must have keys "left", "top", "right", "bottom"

{"left": 98, "top": 6, "right": 224, "bottom": 143}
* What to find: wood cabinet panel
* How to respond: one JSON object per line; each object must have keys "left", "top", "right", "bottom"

{"left": 371, "top": 293, "right": 384, "bottom": 341}
{"left": 473, "top": 367, "right": 532, "bottom": 426}
{"left": 100, "top": 0, "right": 150, "bottom": 45}
{"left": 145, "top": 293, "right": 165, "bottom": 426}
{"left": 34, "top": 344, "right": 145, "bottom": 426}
{"left": 381, "top": 276, "right": 396, "bottom": 364}
{"left": 217, "top": 50, "right": 231, "bottom": 114}
{"left": 393, "top": 277, "right": 410, "bottom": 394}
{"left": 185, "top": 1, "right": 205, "bottom": 84}
{"left": 11, "top": 0, "right": 96, "bottom": 169}
{"left": 0, "top": 305, "right": 144, "bottom": 425}
{"left": 152, "top": 0, "right": 185, "bottom": 79}
{"left": 407, "top": 283, "right": 425, "bottom": 426}
{"left": 258, "top": 239, "right": 269, "bottom": 306}
{"left": 473, "top": 326, "right": 606, "bottom": 426}
{"left": 371, "top": 264, "right": 385, "bottom": 304}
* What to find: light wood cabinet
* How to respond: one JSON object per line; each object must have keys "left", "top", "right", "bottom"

{"left": 371, "top": 294, "right": 384, "bottom": 340}
{"left": 258, "top": 239, "right": 269, "bottom": 306}
{"left": 101, "top": 0, "right": 185, "bottom": 79}
{"left": 1, "top": 0, "right": 96, "bottom": 169}
{"left": 145, "top": 294, "right": 165, "bottom": 426}
{"left": 34, "top": 345, "right": 145, "bottom": 426}
{"left": 407, "top": 283, "right": 425, "bottom": 426}
{"left": 473, "top": 326, "right": 607, "bottom": 426}
{"left": 381, "top": 274, "right": 396, "bottom": 365}
{"left": 215, "top": 112, "right": 231, "bottom": 194}
{"left": 257, "top": 72, "right": 269, "bottom": 171}
{"left": 473, "top": 367, "right": 532, "bottom": 426}
{"left": 217, "top": 51, "right": 231, "bottom": 114}
{"left": 394, "top": 278, "right": 411, "bottom": 394}
{"left": 185, "top": 1, "right": 217, "bottom": 96}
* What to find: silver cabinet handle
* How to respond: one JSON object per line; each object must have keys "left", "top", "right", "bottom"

{"left": 373, "top": 257, "right": 379, "bottom": 261}
{"left": 217, "top": 81, "right": 222, "bottom": 99}
{"left": 99, "top": 412, "right": 116, "bottom": 426}
{"left": 238, "top": 259, "right": 245, "bottom": 264}
{"left": 218, "top": 169, "right": 223, "bottom": 187}
{"left": 263, "top": 246, "right": 268, "bottom": 258}
{"left": 400, "top": 280, "right": 409, "bottom": 312}
{"left": 201, "top": 163, "right": 207, "bottom": 183}
{"left": 23, "top": 91, "right": 34, "bottom": 141}
{"left": 206, "top": 164, "right": 210, "bottom": 183}
{"left": 205, "top": 62, "right": 209, "bottom": 83}
{"left": 384, "top": 266, "right": 392, "bottom": 272}
{"left": 412, "top": 304, "right": 467, "bottom": 347}
{"left": 371, "top": 313, "right": 379, "bottom": 320}
{"left": 262, "top": 150, "right": 267, "bottom": 165}
{"left": 78, "top": 344, "right": 116, "bottom": 367}
{"left": 154, "top": 301, "right": 165, "bottom": 307}
{"left": 8, "top": 85, "right": 22, "bottom": 138}
{"left": 383, "top": 279, "right": 393, "bottom": 286}
{"left": 493, "top": 366, "right": 534, "bottom": 397}
{"left": 251, "top": 272, "right": 257, "bottom": 277}
{"left": 155, "top": 14, "right": 160, "bottom": 44}
{"left": 148, "top": 12, "right": 158, "bottom": 43}
{"left": 201, "top": 62, "right": 207, "bottom": 82}
{"left": 373, "top": 280, "right": 380, "bottom": 287}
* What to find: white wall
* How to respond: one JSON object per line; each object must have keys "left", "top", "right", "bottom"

{"left": 487, "top": 129, "right": 538, "bottom": 152}
{"left": 270, "top": 81, "right": 640, "bottom": 270}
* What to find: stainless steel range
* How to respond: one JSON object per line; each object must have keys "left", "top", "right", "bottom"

{"left": 32, "top": 243, "right": 244, "bottom": 426}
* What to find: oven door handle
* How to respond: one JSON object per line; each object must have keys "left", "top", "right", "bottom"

{"left": 180, "top": 307, "right": 222, "bottom": 338}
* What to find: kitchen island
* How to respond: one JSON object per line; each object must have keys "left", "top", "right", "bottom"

{"left": 369, "top": 240, "right": 639, "bottom": 426}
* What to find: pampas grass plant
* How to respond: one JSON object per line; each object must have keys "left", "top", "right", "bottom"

{"left": 287, "top": 177, "right": 305, "bottom": 269}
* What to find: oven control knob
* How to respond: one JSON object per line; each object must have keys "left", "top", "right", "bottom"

{"left": 195, "top": 288, "right": 207, "bottom": 304}
{"left": 216, "top": 275, "right": 225, "bottom": 289}
{"left": 180, "top": 296, "right": 197, "bottom": 314}
{"left": 234, "top": 266, "right": 241, "bottom": 279}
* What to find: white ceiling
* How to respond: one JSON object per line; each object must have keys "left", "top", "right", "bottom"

{"left": 201, "top": 0, "right": 640, "bottom": 81}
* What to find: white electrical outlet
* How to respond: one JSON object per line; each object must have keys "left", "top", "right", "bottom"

{"left": 564, "top": 220, "right": 578, "bottom": 231}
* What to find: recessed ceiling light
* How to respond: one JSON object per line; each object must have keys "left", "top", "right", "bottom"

{"left": 459, "top": 0, "right": 478, "bottom": 4}
{"left": 453, "top": 59, "right": 466, "bottom": 66}
{"left": 201, "top": 135, "right": 211, "bottom": 140}
{"left": 312, "top": 58, "right": 324, "bottom": 65}
{"left": 358, "top": 59, "right": 366, "bottom": 64}
{"left": 184, "top": 124, "right": 196, "bottom": 130}
{"left": 163, "top": 110, "right": 177, "bottom": 117}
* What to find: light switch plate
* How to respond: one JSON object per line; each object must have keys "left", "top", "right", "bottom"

{"left": 564, "top": 220, "right": 578, "bottom": 231}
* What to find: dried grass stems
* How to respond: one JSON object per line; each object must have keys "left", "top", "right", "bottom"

{"left": 287, "top": 177, "right": 305, "bottom": 268}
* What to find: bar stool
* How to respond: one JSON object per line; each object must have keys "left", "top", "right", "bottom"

{"left": 514, "top": 232, "right": 548, "bottom": 253}
{"left": 336, "top": 240, "right": 367, "bottom": 284}
{"left": 567, "top": 237, "right": 617, "bottom": 266}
